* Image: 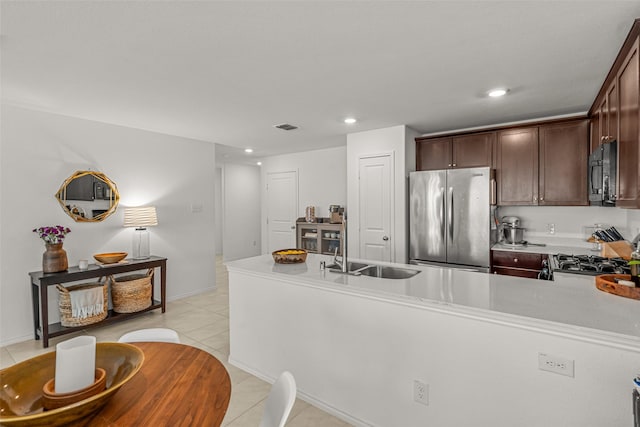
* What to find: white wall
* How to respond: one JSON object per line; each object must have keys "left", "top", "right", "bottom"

{"left": 0, "top": 105, "right": 217, "bottom": 345}
{"left": 222, "top": 163, "right": 261, "bottom": 261}
{"left": 347, "top": 125, "right": 418, "bottom": 263}
{"left": 498, "top": 205, "right": 632, "bottom": 243}
{"left": 628, "top": 209, "right": 640, "bottom": 243}
{"left": 260, "top": 146, "right": 347, "bottom": 253}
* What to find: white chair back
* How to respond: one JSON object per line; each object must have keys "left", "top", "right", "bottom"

{"left": 259, "top": 371, "right": 297, "bottom": 427}
{"left": 118, "top": 328, "right": 180, "bottom": 344}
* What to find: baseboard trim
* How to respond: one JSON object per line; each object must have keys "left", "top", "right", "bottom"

{"left": 228, "top": 356, "right": 373, "bottom": 427}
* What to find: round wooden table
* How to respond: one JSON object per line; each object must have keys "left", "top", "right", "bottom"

{"left": 85, "top": 342, "right": 231, "bottom": 426}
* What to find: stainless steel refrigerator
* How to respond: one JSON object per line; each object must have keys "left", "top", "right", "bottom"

{"left": 409, "top": 167, "right": 495, "bottom": 271}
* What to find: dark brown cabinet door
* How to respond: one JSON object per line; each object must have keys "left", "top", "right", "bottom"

{"left": 592, "top": 81, "right": 619, "bottom": 154}
{"left": 452, "top": 132, "right": 494, "bottom": 168}
{"left": 496, "top": 127, "right": 539, "bottom": 205}
{"left": 539, "top": 120, "right": 589, "bottom": 206}
{"left": 606, "top": 81, "right": 618, "bottom": 144}
{"left": 590, "top": 108, "right": 601, "bottom": 154}
{"left": 599, "top": 97, "right": 609, "bottom": 143}
{"left": 416, "top": 137, "right": 452, "bottom": 170}
{"left": 617, "top": 39, "right": 640, "bottom": 208}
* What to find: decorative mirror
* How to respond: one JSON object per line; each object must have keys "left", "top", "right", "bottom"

{"left": 55, "top": 171, "right": 120, "bottom": 222}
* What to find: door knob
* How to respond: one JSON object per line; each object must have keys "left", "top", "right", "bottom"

{"left": 382, "top": 236, "right": 389, "bottom": 241}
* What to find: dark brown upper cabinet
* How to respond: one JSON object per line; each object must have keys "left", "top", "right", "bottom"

{"left": 416, "top": 136, "right": 451, "bottom": 170}
{"left": 539, "top": 120, "right": 589, "bottom": 206}
{"left": 589, "top": 19, "right": 640, "bottom": 208}
{"left": 590, "top": 81, "right": 618, "bottom": 154}
{"left": 495, "top": 119, "right": 589, "bottom": 206}
{"left": 616, "top": 38, "right": 639, "bottom": 208}
{"left": 496, "top": 127, "right": 539, "bottom": 205}
{"left": 416, "top": 132, "right": 494, "bottom": 171}
{"left": 415, "top": 120, "right": 588, "bottom": 207}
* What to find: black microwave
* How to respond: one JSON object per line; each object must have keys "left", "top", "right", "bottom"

{"left": 588, "top": 140, "right": 617, "bottom": 206}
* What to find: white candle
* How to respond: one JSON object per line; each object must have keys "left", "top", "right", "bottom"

{"left": 54, "top": 336, "right": 96, "bottom": 393}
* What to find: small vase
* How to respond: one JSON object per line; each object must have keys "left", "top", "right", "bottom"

{"left": 43, "top": 243, "right": 68, "bottom": 273}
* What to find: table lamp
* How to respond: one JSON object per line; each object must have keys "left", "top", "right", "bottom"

{"left": 123, "top": 206, "right": 158, "bottom": 259}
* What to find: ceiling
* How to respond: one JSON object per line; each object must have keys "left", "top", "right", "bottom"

{"left": 2, "top": 1, "right": 640, "bottom": 165}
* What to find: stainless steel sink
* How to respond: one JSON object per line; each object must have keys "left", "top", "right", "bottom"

{"left": 345, "top": 262, "right": 370, "bottom": 271}
{"left": 357, "top": 265, "right": 421, "bottom": 279}
{"left": 327, "top": 262, "right": 420, "bottom": 279}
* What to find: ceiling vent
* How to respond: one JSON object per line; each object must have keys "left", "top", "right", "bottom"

{"left": 274, "top": 123, "right": 298, "bottom": 131}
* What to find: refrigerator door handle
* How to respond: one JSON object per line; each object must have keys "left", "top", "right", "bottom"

{"left": 440, "top": 187, "right": 445, "bottom": 241}
{"left": 448, "top": 186, "right": 454, "bottom": 241}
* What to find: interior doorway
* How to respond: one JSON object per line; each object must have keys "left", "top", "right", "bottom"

{"left": 266, "top": 171, "right": 298, "bottom": 252}
{"left": 358, "top": 154, "right": 394, "bottom": 262}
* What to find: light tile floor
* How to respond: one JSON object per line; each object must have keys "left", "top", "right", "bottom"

{"left": 0, "top": 257, "right": 352, "bottom": 427}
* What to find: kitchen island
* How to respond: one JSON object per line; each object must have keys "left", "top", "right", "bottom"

{"left": 227, "top": 253, "right": 640, "bottom": 427}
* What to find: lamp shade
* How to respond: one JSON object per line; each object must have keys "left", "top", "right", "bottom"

{"left": 123, "top": 207, "right": 158, "bottom": 228}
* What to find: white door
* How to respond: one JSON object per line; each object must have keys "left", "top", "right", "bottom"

{"left": 358, "top": 154, "right": 393, "bottom": 262}
{"left": 267, "top": 171, "right": 298, "bottom": 252}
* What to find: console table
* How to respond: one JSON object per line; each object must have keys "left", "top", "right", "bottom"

{"left": 29, "top": 256, "right": 167, "bottom": 348}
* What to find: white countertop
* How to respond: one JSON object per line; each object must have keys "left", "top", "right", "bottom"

{"left": 227, "top": 254, "right": 640, "bottom": 347}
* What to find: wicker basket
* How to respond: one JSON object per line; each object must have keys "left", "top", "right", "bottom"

{"left": 109, "top": 269, "right": 153, "bottom": 313}
{"left": 57, "top": 283, "right": 108, "bottom": 327}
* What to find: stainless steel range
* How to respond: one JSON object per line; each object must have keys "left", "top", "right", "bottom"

{"left": 551, "top": 254, "right": 631, "bottom": 276}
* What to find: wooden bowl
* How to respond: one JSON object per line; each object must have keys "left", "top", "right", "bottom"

{"left": 42, "top": 368, "right": 107, "bottom": 410}
{"left": 93, "top": 252, "right": 127, "bottom": 264}
{"left": 272, "top": 249, "right": 308, "bottom": 264}
{"left": 0, "top": 342, "right": 144, "bottom": 427}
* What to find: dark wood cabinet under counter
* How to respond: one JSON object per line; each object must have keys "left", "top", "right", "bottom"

{"left": 491, "top": 250, "right": 547, "bottom": 279}
{"left": 29, "top": 256, "right": 167, "bottom": 348}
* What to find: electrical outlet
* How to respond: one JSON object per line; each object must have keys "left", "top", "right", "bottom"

{"left": 547, "top": 223, "right": 556, "bottom": 235}
{"left": 413, "top": 380, "right": 429, "bottom": 405}
{"left": 191, "top": 202, "right": 203, "bottom": 213}
{"left": 538, "top": 353, "right": 574, "bottom": 377}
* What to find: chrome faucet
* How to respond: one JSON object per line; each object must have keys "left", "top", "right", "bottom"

{"left": 332, "top": 216, "right": 347, "bottom": 273}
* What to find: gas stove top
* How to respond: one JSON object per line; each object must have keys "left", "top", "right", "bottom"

{"left": 551, "top": 253, "right": 631, "bottom": 276}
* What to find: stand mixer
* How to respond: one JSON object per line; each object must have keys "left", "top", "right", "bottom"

{"left": 500, "top": 216, "right": 526, "bottom": 245}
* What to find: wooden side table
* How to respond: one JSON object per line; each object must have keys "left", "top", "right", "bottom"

{"left": 28, "top": 256, "right": 167, "bottom": 348}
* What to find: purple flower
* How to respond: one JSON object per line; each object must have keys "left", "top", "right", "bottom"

{"left": 33, "top": 225, "right": 71, "bottom": 244}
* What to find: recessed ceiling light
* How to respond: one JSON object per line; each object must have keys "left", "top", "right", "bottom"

{"left": 256, "top": 161, "right": 262, "bottom": 166}
{"left": 244, "top": 148, "right": 253, "bottom": 153}
{"left": 488, "top": 88, "right": 508, "bottom": 98}
{"left": 344, "top": 117, "right": 357, "bottom": 124}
